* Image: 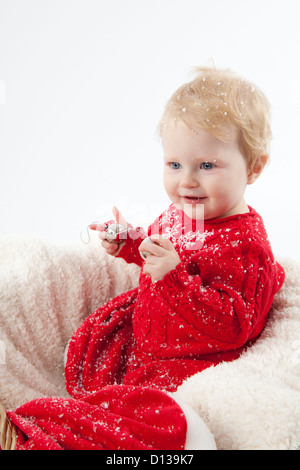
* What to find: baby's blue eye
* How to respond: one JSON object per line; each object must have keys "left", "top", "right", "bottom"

{"left": 200, "top": 162, "right": 214, "bottom": 170}
{"left": 170, "top": 162, "right": 181, "bottom": 169}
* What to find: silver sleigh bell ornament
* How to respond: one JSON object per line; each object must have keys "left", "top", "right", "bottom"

{"left": 140, "top": 236, "right": 154, "bottom": 260}
{"left": 106, "top": 224, "right": 154, "bottom": 260}
{"left": 83, "top": 221, "right": 154, "bottom": 261}
{"left": 81, "top": 222, "right": 127, "bottom": 245}
{"left": 104, "top": 223, "right": 126, "bottom": 243}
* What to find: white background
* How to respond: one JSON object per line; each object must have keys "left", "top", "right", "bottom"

{"left": 0, "top": 0, "right": 299, "bottom": 260}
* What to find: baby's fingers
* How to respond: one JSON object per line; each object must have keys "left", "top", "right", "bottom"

{"left": 89, "top": 223, "right": 106, "bottom": 232}
{"left": 149, "top": 235, "right": 175, "bottom": 251}
{"left": 101, "top": 239, "right": 121, "bottom": 255}
{"left": 98, "top": 230, "right": 108, "bottom": 241}
{"left": 112, "top": 206, "right": 128, "bottom": 230}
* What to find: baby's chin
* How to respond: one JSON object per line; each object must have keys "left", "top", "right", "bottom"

{"left": 178, "top": 203, "right": 230, "bottom": 221}
{"left": 176, "top": 202, "right": 205, "bottom": 221}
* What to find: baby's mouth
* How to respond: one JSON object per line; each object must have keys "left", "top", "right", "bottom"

{"left": 182, "top": 196, "right": 207, "bottom": 204}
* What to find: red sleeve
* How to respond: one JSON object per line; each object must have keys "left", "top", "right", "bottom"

{"left": 115, "top": 226, "right": 147, "bottom": 267}
{"left": 132, "top": 240, "right": 284, "bottom": 359}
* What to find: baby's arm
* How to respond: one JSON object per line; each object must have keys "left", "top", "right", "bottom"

{"left": 139, "top": 235, "right": 181, "bottom": 282}
{"left": 91, "top": 207, "right": 147, "bottom": 267}
{"left": 134, "top": 241, "right": 275, "bottom": 358}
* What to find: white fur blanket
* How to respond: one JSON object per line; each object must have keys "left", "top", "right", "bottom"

{"left": 0, "top": 235, "right": 299, "bottom": 450}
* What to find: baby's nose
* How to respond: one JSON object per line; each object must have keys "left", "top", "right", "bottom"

{"left": 180, "top": 173, "right": 199, "bottom": 188}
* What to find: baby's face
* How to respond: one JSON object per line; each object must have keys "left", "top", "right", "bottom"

{"left": 162, "top": 123, "right": 250, "bottom": 220}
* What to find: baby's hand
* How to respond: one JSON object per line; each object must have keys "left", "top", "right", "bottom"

{"left": 139, "top": 235, "right": 181, "bottom": 282}
{"left": 90, "top": 207, "right": 128, "bottom": 257}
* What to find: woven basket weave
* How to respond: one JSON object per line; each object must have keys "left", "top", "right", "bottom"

{"left": 0, "top": 403, "right": 17, "bottom": 450}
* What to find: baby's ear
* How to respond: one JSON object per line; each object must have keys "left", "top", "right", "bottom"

{"left": 247, "top": 155, "right": 269, "bottom": 184}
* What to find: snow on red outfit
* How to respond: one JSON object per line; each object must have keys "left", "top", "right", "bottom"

{"left": 7, "top": 204, "right": 285, "bottom": 450}
{"left": 65, "top": 204, "right": 285, "bottom": 394}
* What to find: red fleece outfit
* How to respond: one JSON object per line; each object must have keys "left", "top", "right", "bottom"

{"left": 7, "top": 204, "right": 285, "bottom": 450}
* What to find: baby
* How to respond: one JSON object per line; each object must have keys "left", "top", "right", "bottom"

{"left": 98, "top": 66, "right": 277, "bottom": 281}
{"left": 61, "top": 65, "right": 284, "bottom": 400}
{"left": 70, "top": 65, "right": 285, "bottom": 393}
{"left": 3, "top": 66, "right": 285, "bottom": 450}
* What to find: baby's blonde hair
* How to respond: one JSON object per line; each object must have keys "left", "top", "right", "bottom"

{"left": 159, "top": 66, "right": 272, "bottom": 170}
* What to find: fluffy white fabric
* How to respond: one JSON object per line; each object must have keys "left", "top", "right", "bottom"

{"left": 0, "top": 235, "right": 140, "bottom": 409}
{"left": 172, "top": 257, "right": 300, "bottom": 450}
{"left": 0, "top": 235, "right": 299, "bottom": 450}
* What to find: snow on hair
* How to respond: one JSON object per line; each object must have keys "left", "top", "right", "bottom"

{"left": 158, "top": 66, "right": 272, "bottom": 170}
